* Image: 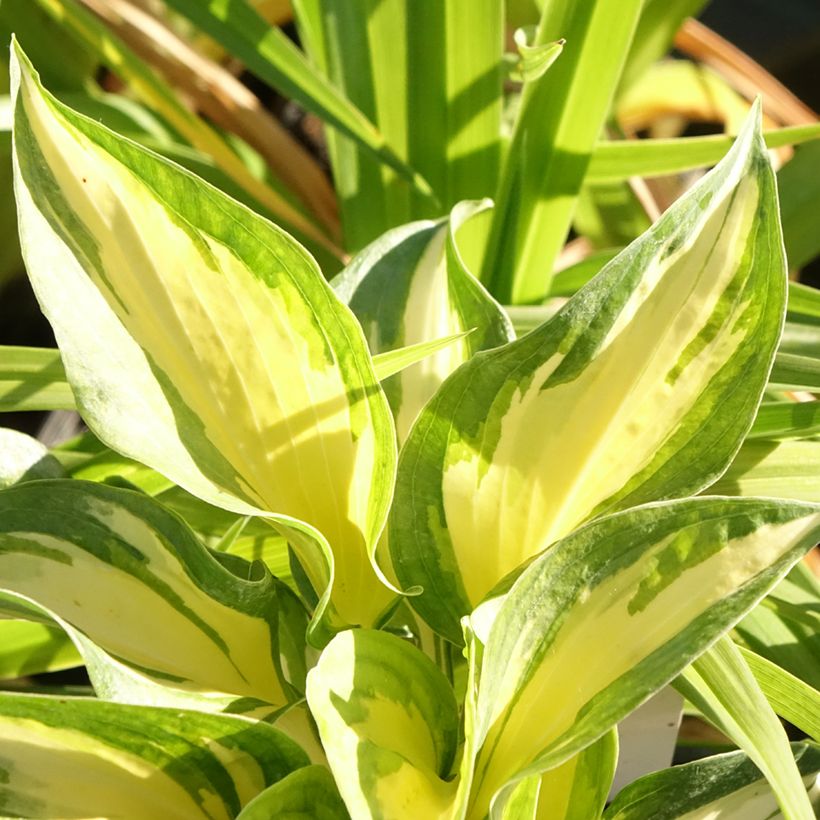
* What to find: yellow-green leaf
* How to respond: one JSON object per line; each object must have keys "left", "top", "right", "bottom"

{"left": 11, "top": 41, "right": 397, "bottom": 636}
{"left": 391, "top": 103, "right": 786, "bottom": 641}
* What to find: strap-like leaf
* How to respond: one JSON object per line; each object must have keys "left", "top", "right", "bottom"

{"left": 466, "top": 497, "right": 820, "bottom": 817}
{"left": 0, "top": 346, "right": 73, "bottom": 412}
{"left": 748, "top": 401, "right": 820, "bottom": 440}
{"left": 710, "top": 440, "right": 820, "bottom": 502}
{"left": 0, "top": 693, "right": 309, "bottom": 819}
{"left": 677, "top": 636, "right": 815, "bottom": 820}
{"left": 0, "top": 480, "right": 292, "bottom": 706}
{"left": 604, "top": 742, "right": 820, "bottom": 820}
{"left": 587, "top": 123, "right": 820, "bottom": 183}
{"left": 740, "top": 647, "right": 820, "bottom": 742}
{"left": 162, "top": 0, "right": 432, "bottom": 202}
{"left": 306, "top": 628, "right": 460, "bottom": 819}
{"left": 11, "top": 41, "right": 398, "bottom": 635}
{"left": 334, "top": 200, "right": 513, "bottom": 443}
{"left": 391, "top": 103, "right": 786, "bottom": 642}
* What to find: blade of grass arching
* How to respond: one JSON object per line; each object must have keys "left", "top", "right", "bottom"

{"left": 587, "top": 123, "right": 820, "bottom": 182}
{"left": 160, "top": 0, "right": 432, "bottom": 205}
{"left": 482, "top": 0, "right": 644, "bottom": 304}
{"left": 34, "top": 0, "right": 340, "bottom": 258}
{"left": 293, "top": 1, "right": 503, "bottom": 252}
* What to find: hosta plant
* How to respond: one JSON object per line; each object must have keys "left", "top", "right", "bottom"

{"left": 2, "top": 35, "right": 820, "bottom": 820}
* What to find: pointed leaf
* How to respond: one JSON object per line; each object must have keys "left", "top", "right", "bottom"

{"left": 0, "top": 693, "right": 308, "bottom": 819}
{"left": 465, "top": 497, "right": 820, "bottom": 817}
{"left": 334, "top": 200, "right": 513, "bottom": 443}
{"left": 604, "top": 742, "right": 820, "bottom": 820}
{"left": 677, "top": 636, "right": 815, "bottom": 820}
{"left": 0, "top": 480, "right": 292, "bottom": 706}
{"left": 11, "top": 43, "right": 397, "bottom": 633}
{"left": 391, "top": 105, "right": 786, "bottom": 641}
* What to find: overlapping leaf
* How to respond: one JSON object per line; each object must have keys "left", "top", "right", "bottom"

{"left": 306, "top": 628, "right": 460, "bottom": 819}
{"left": 677, "top": 636, "right": 815, "bottom": 819}
{"left": 11, "top": 42, "right": 397, "bottom": 634}
{"left": 0, "top": 694, "right": 309, "bottom": 820}
{"left": 0, "top": 480, "right": 293, "bottom": 706}
{"left": 604, "top": 742, "right": 820, "bottom": 820}
{"left": 391, "top": 103, "right": 786, "bottom": 642}
{"left": 465, "top": 497, "right": 820, "bottom": 818}
{"left": 334, "top": 200, "right": 513, "bottom": 443}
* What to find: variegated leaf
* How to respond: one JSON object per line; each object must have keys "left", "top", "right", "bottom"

{"left": 333, "top": 200, "right": 513, "bottom": 443}
{"left": 604, "top": 742, "right": 820, "bottom": 820}
{"left": 10, "top": 42, "right": 397, "bottom": 634}
{"left": 390, "top": 103, "right": 786, "bottom": 641}
{"left": 0, "top": 428, "right": 63, "bottom": 488}
{"left": 0, "top": 693, "right": 309, "bottom": 820}
{"left": 464, "top": 497, "right": 820, "bottom": 818}
{"left": 500, "top": 731, "right": 617, "bottom": 820}
{"left": 235, "top": 765, "right": 349, "bottom": 819}
{"left": 534, "top": 731, "right": 618, "bottom": 820}
{"left": 0, "top": 480, "right": 293, "bottom": 707}
{"left": 306, "top": 629, "right": 460, "bottom": 819}
{"left": 677, "top": 636, "right": 815, "bottom": 819}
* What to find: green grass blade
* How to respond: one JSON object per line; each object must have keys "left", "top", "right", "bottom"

{"left": 587, "top": 124, "right": 820, "bottom": 183}
{"left": 0, "top": 346, "right": 73, "bottom": 411}
{"left": 482, "top": 0, "right": 644, "bottom": 303}
{"left": 709, "top": 439, "right": 820, "bottom": 502}
{"left": 779, "top": 142, "right": 820, "bottom": 270}
{"left": 770, "top": 353, "right": 820, "bottom": 391}
{"left": 298, "top": 1, "right": 503, "bottom": 251}
{"left": 162, "top": 0, "right": 432, "bottom": 203}
{"left": 740, "top": 648, "right": 820, "bottom": 742}
{"left": 748, "top": 401, "right": 820, "bottom": 440}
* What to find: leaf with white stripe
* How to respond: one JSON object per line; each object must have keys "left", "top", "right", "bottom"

{"left": 390, "top": 103, "right": 787, "bottom": 641}
{"left": 0, "top": 693, "right": 309, "bottom": 820}
{"left": 0, "top": 480, "right": 293, "bottom": 707}
{"left": 306, "top": 628, "right": 460, "bottom": 819}
{"left": 604, "top": 742, "right": 820, "bottom": 820}
{"left": 334, "top": 200, "right": 513, "bottom": 443}
{"left": 677, "top": 636, "right": 815, "bottom": 820}
{"left": 11, "top": 42, "right": 397, "bottom": 634}
{"left": 464, "top": 497, "right": 820, "bottom": 818}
